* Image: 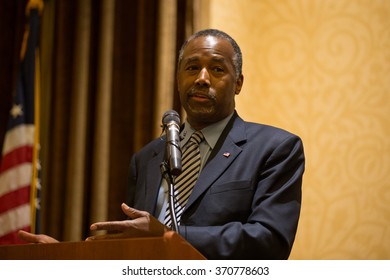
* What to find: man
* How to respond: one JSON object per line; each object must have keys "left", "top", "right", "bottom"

{"left": 19, "top": 29, "right": 305, "bottom": 259}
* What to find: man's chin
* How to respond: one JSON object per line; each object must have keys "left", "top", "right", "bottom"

{"left": 187, "top": 108, "right": 214, "bottom": 121}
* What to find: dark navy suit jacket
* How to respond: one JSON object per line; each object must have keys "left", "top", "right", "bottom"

{"left": 127, "top": 112, "right": 305, "bottom": 259}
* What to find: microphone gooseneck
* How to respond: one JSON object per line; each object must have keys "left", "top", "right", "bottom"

{"left": 162, "top": 110, "right": 182, "bottom": 176}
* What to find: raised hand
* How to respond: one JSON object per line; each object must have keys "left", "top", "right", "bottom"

{"left": 86, "top": 203, "right": 169, "bottom": 241}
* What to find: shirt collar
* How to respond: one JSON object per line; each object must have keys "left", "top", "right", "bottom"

{"left": 180, "top": 112, "right": 234, "bottom": 149}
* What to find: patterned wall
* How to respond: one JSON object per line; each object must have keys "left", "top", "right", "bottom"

{"left": 208, "top": 0, "right": 390, "bottom": 259}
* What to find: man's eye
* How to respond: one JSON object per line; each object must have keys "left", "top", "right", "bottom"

{"left": 213, "top": 67, "right": 224, "bottom": 73}
{"left": 186, "top": 65, "right": 199, "bottom": 71}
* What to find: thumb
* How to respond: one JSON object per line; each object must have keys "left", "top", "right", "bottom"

{"left": 121, "top": 203, "right": 146, "bottom": 219}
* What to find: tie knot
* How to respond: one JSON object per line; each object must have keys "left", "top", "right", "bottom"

{"left": 189, "top": 131, "right": 204, "bottom": 145}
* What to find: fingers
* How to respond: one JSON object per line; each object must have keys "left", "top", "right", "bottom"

{"left": 86, "top": 227, "right": 160, "bottom": 241}
{"left": 90, "top": 220, "right": 131, "bottom": 232}
{"left": 17, "top": 230, "right": 59, "bottom": 244}
{"left": 85, "top": 232, "right": 125, "bottom": 241}
{"left": 17, "top": 230, "right": 37, "bottom": 243}
{"left": 86, "top": 225, "right": 146, "bottom": 241}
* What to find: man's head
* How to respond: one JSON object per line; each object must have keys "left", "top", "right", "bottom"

{"left": 178, "top": 29, "right": 243, "bottom": 78}
{"left": 177, "top": 29, "right": 244, "bottom": 130}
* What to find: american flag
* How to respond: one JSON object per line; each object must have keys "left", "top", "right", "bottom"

{"left": 0, "top": 6, "right": 41, "bottom": 244}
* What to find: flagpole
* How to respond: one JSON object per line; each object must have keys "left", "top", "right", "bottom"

{"left": 30, "top": 48, "right": 41, "bottom": 234}
{"left": 26, "top": 0, "right": 44, "bottom": 235}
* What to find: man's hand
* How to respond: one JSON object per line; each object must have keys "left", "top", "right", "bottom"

{"left": 17, "top": 230, "right": 59, "bottom": 244}
{"left": 86, "top": 203, "right": 170, "bottom": 241}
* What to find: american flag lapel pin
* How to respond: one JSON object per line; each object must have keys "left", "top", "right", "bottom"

{"left": 223, "top": 152, "right": 231, "bottom": 158}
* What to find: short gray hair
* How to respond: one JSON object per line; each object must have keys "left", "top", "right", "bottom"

{"left": 178, "top": 29, "right": 243, "bottom": 78}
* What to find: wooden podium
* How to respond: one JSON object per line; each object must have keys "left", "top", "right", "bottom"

{"left": 0, "top": 231, "right": 206, "bottom": 260}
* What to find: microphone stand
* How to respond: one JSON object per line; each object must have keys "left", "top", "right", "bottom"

{"left": 160, "top": 161, "right": 179, "bottom": 232}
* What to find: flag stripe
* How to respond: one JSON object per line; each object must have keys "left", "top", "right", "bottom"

{"left": 0, "top": 163, "right": 33, "bottom": 197}
{"left": 1, "top": 125, "right": 35, "bottom": 156}
{"left": 0, "top": 204, "right": 31, "bottom": 236}
{"left": 0, "top": 145, "right": 33, "bottom": 173}
{"left": 0, "top": 186, "right": 30, "bottom": 214}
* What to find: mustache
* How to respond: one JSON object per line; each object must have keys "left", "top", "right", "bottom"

{"left": 187, "top": 87, "right": 216, "bottom": 100}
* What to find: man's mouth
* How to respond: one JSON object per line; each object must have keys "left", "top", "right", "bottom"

{"left": 188, "top": 89, "right": 215, "bottom": 101}
{"left": 191, "top": 92, "right": 209, "bottom": 99}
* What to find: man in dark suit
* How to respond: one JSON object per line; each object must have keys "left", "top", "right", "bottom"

{"left": 19, "top": 29, "right": 305, "bottom": 259}
{"left": 88, "top": 29, "right": 305, "bottom": 259}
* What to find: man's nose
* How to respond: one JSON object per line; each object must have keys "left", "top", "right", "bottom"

{"left": 195, "top": 68, "right": 210, "bottom": 86}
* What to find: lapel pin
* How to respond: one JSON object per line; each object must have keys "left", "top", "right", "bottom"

{"left": 223, "top": 152, "right": 231, "bottom": 158}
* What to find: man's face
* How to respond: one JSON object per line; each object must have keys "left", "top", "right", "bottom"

{"left": 177, "top": 35, "right": 243, "bottom": 130}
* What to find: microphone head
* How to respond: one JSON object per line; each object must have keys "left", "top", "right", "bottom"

{"left": 162, "top": 110, "right": 180, "bottom": 125}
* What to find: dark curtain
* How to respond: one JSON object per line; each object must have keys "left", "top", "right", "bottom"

{"left": 0, "top": 0, "right": 28, "bottom": 150}
{"left": 0, "top": 0, "right": 194, "bottom": 241}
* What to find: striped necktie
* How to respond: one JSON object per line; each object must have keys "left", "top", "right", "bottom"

{"left": 164, "top": 130, "right": 204, "bottom": 227}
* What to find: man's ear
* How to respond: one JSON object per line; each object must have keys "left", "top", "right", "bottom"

{"left": 235, "top": 74, "right": 244, "bottom": 95}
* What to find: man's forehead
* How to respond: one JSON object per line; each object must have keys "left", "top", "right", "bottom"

{"left": 195, "top": 35, "right": 219, "bottom": 48}
{"left": 183, "top": 35, "right": 234, "bottom": 58}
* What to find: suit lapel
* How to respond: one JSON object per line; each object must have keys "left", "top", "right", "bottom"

{"left": 184, "top": 115, "right": 247, "bottom": 210}
{"left": 144, "top": 140, "right": 165, "bottom": 213}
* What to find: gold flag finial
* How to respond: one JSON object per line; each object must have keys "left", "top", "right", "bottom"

{"left": 25, "top": 0, "right": 44, "bottom": 16}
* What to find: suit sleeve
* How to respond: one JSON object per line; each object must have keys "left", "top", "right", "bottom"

{"left": 179, "top": 135, "right": 305, "bottom": 259}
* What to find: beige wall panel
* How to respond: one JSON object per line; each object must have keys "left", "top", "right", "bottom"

{"left": 208, "top": 0, "right": 390, "bottom": 259}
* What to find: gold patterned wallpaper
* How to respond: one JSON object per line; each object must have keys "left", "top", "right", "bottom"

{"left": 207, "top": 0, "right": 390, "bottom": 259}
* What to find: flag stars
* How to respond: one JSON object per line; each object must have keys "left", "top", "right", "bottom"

{"left": 35, "top": 197, "right": 41, "bottom": 210}
{"left": 35, "top": 177, "right": 42, "bottom": 190}
{"left": 36, "top": 158, "right": 42, "bottom": 171}
{"left": 10, "top": 103, "right": 23, "bottom": 119}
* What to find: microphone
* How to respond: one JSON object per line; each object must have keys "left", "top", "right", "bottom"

{"left": 162, "top": 110, "right": 182, "bottom": 176}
